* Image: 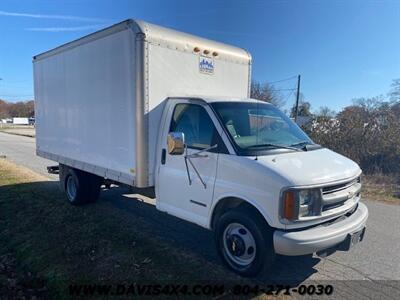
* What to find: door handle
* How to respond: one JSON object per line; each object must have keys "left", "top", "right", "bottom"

{"left": 161, "top": 149, "right": 166, "bottom": 165}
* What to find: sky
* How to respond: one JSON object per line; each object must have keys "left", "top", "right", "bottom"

{"left": 0, "top": 0, "right": 399, "bottom": 112}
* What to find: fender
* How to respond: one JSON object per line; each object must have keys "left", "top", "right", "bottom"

{"left": 208, "top": 192, "right": 275, "bottom": 229}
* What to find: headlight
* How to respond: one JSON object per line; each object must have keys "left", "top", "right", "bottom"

{"left": 282, "top": 188, "right": 322, "bottom": 221}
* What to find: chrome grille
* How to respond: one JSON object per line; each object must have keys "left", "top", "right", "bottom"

{"left": 321, "top": 177, "right": 361, "bottom": 212}
{"left": 322, "top": 178, "right": 359, "bottom": 194}
{"left": 322, "top": 200, "right": 347, "bottom": 211}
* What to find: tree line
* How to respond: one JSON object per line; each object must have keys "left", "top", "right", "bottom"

{"left": 0, "top": 99, "right": 34, "bottom": 119}
{"left": 251, "top": 78, "right": 400, "bottom": 175}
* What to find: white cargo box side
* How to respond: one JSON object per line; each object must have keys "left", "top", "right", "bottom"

{"left": 34, "top": 24, "right": 137, "bottom": 185}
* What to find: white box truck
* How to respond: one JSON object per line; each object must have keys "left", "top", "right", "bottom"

{"left": 12, "top": 117, "right": 29, "bottom": 125}
{"left": 34, "top": 19, "right": 368, "bottom": 276}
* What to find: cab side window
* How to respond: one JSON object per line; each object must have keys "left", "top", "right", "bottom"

{"left": 170, "top": 103, "right": 227, "bottom": 152}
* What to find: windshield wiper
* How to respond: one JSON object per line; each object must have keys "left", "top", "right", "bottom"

{"left": 246, "top": 143, "right": 302, "bottom": 151}
{"left": 290, "top": 141, "right": 323, "bottom": 151}
{"left": 290, "top": 141, "right": 312, "bottom": 147}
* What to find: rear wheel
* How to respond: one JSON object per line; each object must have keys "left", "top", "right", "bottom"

{"left": 60, "top": 165, "right": 102, "bottom": 205}
{"left": 66, "top": 174, "right": 78, "bottom": 201}
{"left": 215, "top": 208, "right": 275, "bottom": 277}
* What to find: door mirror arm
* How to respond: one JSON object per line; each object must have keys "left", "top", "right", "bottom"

{"left": 184, "top": 144, "right": 218, "bottom": 189}
{"left": 166, "top": 130, "right": 217, "bottom": 189}
{"left": 185, "top": 144, "right": 218, "bottom": 159}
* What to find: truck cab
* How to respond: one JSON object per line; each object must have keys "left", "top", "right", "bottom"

{"left": 154, "top": 97, "right": 368, "bottom": 276}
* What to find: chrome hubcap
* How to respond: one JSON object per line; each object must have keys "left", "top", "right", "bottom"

{"left": 66, "top": 176, "right": 77, "bottom": 201}
{"left": 223, "top": 223, "right": 256, "bottom": 266}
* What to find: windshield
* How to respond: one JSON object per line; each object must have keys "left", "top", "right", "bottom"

{"left": 211, "top": 101, "right": 313, "bottom": 153}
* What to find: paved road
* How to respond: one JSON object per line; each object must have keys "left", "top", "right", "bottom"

{"left": 0, "top": 132, "right": 57, "bottom": 179}
{"left": 1, "top": 132, "right": 399, "bottom": 298}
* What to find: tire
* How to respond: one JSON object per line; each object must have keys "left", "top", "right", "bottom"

{"left": 61, "top": 165, "right": 102, "bottom": 205}
{"left": 215, "top": 207, "right": 275, "bottom": 277}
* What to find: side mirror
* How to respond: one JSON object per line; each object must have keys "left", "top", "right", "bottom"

{"left": 167, "top": 132, "right": 185, "bottom": 155}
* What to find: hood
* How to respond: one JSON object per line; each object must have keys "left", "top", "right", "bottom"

{"left": 255, "top": 148, "right": 361, "bottom": 186}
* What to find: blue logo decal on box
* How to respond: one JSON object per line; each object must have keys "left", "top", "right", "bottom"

{"left": 199, "top": 56, "right": 214, "bottom": 74}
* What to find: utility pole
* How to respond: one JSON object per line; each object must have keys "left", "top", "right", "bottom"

{"left": 294, "top": 74, "right": 301, "bottom": 122}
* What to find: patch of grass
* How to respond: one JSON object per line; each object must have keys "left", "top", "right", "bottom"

{"left": 362, "top": 174, "right": 400, "bottom": 204}
{"left": 1, "top": 159, "right": 289, "bottom": 299}
{"left": 0, "top": 125, "right": 34, "bottom": 130}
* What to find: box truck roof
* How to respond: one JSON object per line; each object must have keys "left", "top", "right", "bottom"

{"left": 199, "top": 97, "right": 268, "bottom": 104}
{"left": 33, "top": 19, "right": 251, "bottom": 65}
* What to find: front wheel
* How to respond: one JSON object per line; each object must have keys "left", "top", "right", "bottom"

{"left": 215, "top": 208, "right": 275, "bottom": 277}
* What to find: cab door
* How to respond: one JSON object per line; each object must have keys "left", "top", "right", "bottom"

{"left": 156, "top": 99, "right": 227, "bottom": 227}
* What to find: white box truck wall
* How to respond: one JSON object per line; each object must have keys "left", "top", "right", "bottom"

{"left": 34, "top": 20, "right": 251, "bottom": 187}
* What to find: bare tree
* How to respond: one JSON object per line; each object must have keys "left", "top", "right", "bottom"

{"left": 388, "top": 78, "right": 400, "bottom": 101}
{"left": 316, "top": 106, "right": 336, "bottom": 119}
{"left": 392, "top": 102, "right": 400, "bottom": 116}
{"left": 290, "top": 99, "right": 312, "bottom": 118}
{"left": 250, "top": 81, "right": 285, "bottom": 108}
{"left": 0, "top": 100, "right": 9, "bottom": 118}
{"left": 307, "top": 97, "right": 400, "bottom": 174}
{"left": 0, "top": 99, "right": 34, "bottom": 118}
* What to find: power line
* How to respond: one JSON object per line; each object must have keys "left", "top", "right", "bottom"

{"left": 283, "top": 90, "right": 296, "bottom": 103}
{"left": 266, "top": 75, "right": 298, "bottom": 85}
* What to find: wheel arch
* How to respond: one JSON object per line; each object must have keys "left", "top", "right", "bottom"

{"left": 209, "top": 195, "right": 273, "bottom": 230}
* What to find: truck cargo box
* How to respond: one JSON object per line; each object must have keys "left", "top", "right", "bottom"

{"left": 34, "top": 19, "right": 251, "bottom": 187}
{"left": 12, "top": 117, "right": 29, "bottom": 125}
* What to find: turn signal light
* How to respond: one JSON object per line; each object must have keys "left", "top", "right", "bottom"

{"left": 283, "top": 191, "right": 296, "bottom": 220}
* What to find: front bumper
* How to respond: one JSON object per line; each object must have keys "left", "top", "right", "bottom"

{"left": 273, "top": 202, "right": 368, "bottom": 256}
